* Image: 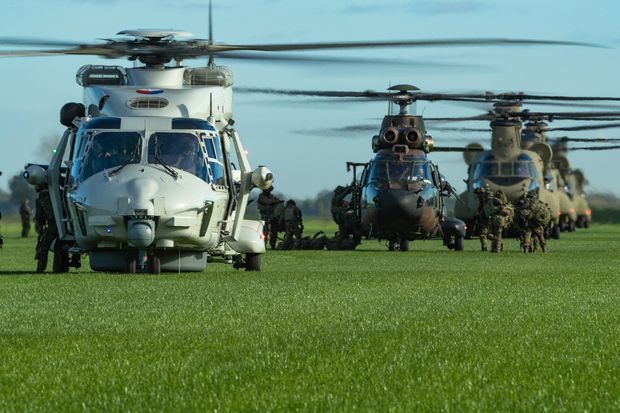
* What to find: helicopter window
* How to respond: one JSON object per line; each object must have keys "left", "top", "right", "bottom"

{"left": 70, "top": 131, "right": 91, "bottom": 183}
{"left": 203, "top": 137, "right": 225, "bottom": 186}
{"left": 368, "top": 160, "right": 432, "bottom": 183}
{"left": 147, "top": 133, "right": 209, "bottom": 181}
{"left": 79, "top": 132, "right": 142, "bottom": 181}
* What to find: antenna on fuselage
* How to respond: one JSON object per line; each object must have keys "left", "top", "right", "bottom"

{"left": 207, "top": 0, "right": 215, "bottom": 68}
{"left": 209, "top": 93, "right": 213, "bottom": 118}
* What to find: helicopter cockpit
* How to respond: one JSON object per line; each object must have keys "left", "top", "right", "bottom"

{"left": 367, "top": 155, "right": 433, "bottom": 185}
{"left": 70, "top": 117, "right": 227, "bottom": 186}
{"left": 471, "top": 154, "right": 539, "bottom": 190}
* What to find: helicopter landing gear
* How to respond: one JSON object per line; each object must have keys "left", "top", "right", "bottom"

{"left": 454, "top": 236, "right": 464, "bottom": 251}
{"left": 399, "top": 239, "right": 410, "bottom": 252}
{"left": 233, "top": 253, "right": 262, "bottom": 271}
{"left": 443, "top": 235, "right": 464, "bottom": 251}
{"left": 126, "top": 257, "right": 137, "bottom": 273}
{"left": 388, "top": 240, "right": 397, "bottom": 251}
{"left": 150, "top": 255, "right": 161, "bottom": 275}
{"left": 576, "top": 216, "right": 585, "bottom": 228}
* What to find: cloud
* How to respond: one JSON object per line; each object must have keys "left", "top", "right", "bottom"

{"left": 345, "top": 0, "right": 490, "bottom": 15}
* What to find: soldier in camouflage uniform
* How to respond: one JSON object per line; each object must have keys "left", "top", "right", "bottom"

{"left": 474, "top": 187, "right": 492, "bottom": 252}
{"left": 281, "top": 200, "right": 303, "bottom": 249}
{"left": 331, "top": 185, "right": 353, "bottom": 237}
{"left": 34, "top": 184, "right": 59, "bottom": 272}
{"left": 514, "top": 191, "right": 551, "bottom": 253}
{"left": 268, "top": 201, "right": 285, "bottom": 250}
{"left": 257, "top": 186, "right": 283, "bottom": 248}
{"left": 19, "top": 199, "right": 32, "bottom": 238}
{"left": 480, "top": 190, "right": 514, "bottom": 253}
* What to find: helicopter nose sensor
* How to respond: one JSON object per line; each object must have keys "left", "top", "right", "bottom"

{"left": 127, "top": 220, "right": 155, "bottom": 248}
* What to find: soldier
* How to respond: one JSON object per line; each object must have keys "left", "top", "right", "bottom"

{"left": 513, "top": 194, "right": 532, "bottom": 253}
{"left": 257, "top": 186, "right": 283, "bottom": 248}
{"left": 282, "top": 200, "right": 303, "bottom": 249}
{"left": 474, "top": 187, "right": 492, "bottom": 251}
{"left": 19, "top": 198, "right": 32, "bottom": 238}
{"left": 331, "top": 185, "right": 352, "bottom": 237}
{"left": 486, "top": 190, "right": 514, "bottom": 253}
{"left": 269, "top": 200, "right": 285, "bottom": 250}
{"left": 34, "top": 184, "right": 69, "bottom": 273}
{"left": 527, "top": 192, "right": 552, "bottom": 253}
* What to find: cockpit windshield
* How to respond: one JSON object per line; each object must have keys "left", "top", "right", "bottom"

{"left": 79, "top": 132, "right": 141, "bottom": 181}
{"left": 471, "top": 155, "right": 539, "bottom": 190}
{"left": 368, "top": 159, "right": 432, "bottom": 183}
{"left": 147, "top": 133, "right": 209, "bottom": 181}
{"left": 472, "top": 160, "right": 538, "bottom": 180}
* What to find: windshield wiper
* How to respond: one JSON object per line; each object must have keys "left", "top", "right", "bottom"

{"left": 153, "top": 139, "right": 178, "bottom": 179}
{"left": 109, "top": 139, "right": 142, "bottom": 177}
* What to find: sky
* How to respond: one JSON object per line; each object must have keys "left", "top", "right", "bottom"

{"left": 1, "top": 0, "right": 620, "bottom": 199}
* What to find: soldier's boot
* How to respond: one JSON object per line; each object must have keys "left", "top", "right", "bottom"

{"left": 479, "top": 236, "right": 487, "bottom": 252}
{"left": 491, "top": 236, "right": 500, "bottom": 253}
{"left": 269, "top": 238, "right": 277, "bottom": 250}
{"left": 36, "top": 256, "right": 47, "bottom": 273}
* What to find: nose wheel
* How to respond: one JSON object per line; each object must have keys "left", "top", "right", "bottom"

{"left": 126, "top": 251, "right": 161, "bottom": 274}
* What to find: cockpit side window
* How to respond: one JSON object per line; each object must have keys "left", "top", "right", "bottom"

{"left": 202, "top": 133, "right": 226, "bottom": 186}
{"left": 147, "top": 132, "right": 209, "bottom": 182}
{"left": 79, "top": 131, "right": 141, "bottom": 181}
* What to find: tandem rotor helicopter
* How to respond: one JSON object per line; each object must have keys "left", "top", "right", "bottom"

{"left": 0, "top": 4, "right": 611, "bottom": 271}
{"left": 428, "top": 102, "right": 620, "bottom": 237}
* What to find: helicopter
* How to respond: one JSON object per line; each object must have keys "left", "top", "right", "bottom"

{"left": 432, "top": 102, "right": 620, "bottom": 238}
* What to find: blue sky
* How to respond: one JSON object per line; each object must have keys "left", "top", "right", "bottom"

{"left": 1, "top": 0, "right": 620, "bottom": 198}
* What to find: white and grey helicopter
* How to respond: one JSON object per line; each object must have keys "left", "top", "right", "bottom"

{"left": 2, "top": 10, "right": 602, "bottom": 273}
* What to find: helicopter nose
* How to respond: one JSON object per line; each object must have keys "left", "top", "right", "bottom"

{"left": 379, "top": 190, "right": 419, "bottom": 219}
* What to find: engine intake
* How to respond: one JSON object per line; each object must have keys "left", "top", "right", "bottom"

{"left": 403, "top": 127, "right": 423, "bottom": 147}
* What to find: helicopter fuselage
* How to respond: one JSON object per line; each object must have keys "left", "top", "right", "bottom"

{"left": 357, "top": 148, "right": 462, "bottom": 243}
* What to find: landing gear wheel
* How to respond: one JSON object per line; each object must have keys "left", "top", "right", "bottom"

{"left": 454, "top": 236, "right": 464, "bottom": 251}
{"left": 388, "top": 240, "right": 397, "bottom": 251}
{"left": 245, "top": 253, "right": 262, "bottom": 271}
{"left": 576, "top": 216, "right": 585, "bottom": 228}
{"left": 552, "top": 225, "right": 561, "bottom": 240}
{"left": 399, "top": 239, "right": 410, "bottom": 252}
{"left": 126, "top": 257, "right": 137, "bottom": 274}
{"left": 150, "top": 256, "right": 161, "bottom": 274}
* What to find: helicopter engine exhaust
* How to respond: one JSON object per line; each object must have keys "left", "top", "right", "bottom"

{"left": 402, "top": 127, "right": 423, "bottom": 147}
{"left": 381, "top": 127, "right": 400, "bottom": 145}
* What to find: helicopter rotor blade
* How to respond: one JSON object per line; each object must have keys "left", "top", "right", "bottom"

{"left": 566, "top": 145, "right": 620, "bottom": 151}
{"left": 553, "top": 136, "right": 620, "bottom": 142}
{"left": 216, "top": 38, "right": 604, "bottom": 52}
{"left": 431, "top": 146, "right": 485, "bottom": 152}
{"left": 545, "top": 122, "right": 620, "bottom": 132}
{"left": 428, "top": 126, "right": 491, "bottom": 133}
{"left": 216, "top": 52, "right": 486, "bottom": 68}
{"left": 0, "top": 37, "right": 83, "bottom": 48}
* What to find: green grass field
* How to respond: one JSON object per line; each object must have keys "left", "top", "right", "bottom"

{"left": 0, "top": 219, "right": 619, "bottom": 412}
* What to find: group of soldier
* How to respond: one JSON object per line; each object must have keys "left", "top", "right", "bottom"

{"left": 474, "top": 187, "right": 552, "bottom": 253}
{"left": 257, "top": 186, "right": 304, "bottom": 250}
